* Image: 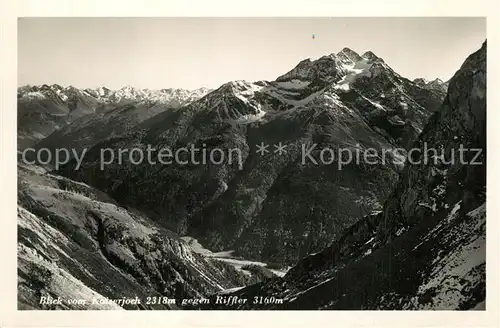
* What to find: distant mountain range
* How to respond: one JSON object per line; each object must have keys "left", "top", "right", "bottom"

{"left": 17, "top": 84, "right": 211, "bottom": 149}
{"left": 18, "top": 84, "right": 212, "bottom": 107}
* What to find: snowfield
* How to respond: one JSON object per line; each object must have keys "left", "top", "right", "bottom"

{"left": 407, "top": 202, "right": 486, "bottom": 309}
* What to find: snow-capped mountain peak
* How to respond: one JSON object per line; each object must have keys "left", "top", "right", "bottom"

{"left": 337, "top": 47, "right": 363, "bottom": 64}
{"left": 276, "top": 47, "right": 391, "bottom": 86}
{"left": 413, "top": 77, "right": 430, "bottom": 86}
{"left": 413, "top": 77, "right": 448, "bottom": 91}
{"left": 427, "top": 78, "right": 445, "bottom": 87}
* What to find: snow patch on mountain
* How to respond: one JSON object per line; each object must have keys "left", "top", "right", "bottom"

{"left": 405, "top": 202, "right": 485, "bottom": 310}
{"left": 334, "top": 59, "right": 373, "bottom": 91}
{"left": 22, "top": 91, "right": 47, "bottom": 100}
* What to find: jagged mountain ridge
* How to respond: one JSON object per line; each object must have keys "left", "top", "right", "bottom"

{"left": 18, "top": 84, "right": 212, "bottom": 108}
{"left": 413, "top": 77, "right": 449, "bottom": 91}
{"left": 55, "top": 47, "right": 446, "bottom": 265}
{"left": 17, "top": 84, "right": 211, "bottom": 149}
{"left": 199, "top": 41, "right": 486, "bottom": 310}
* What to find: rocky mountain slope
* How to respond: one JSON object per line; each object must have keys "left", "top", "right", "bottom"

{"left": 17, "top": 84, "right": 210, "bottom": 149}
{"left": 200, "top": 42, "right": 486, "bottom": 310}
{"left": 55, "top": 48, "right": 446, "bottom": 265}
{"left": 32, "top": 101, "right": 176, "bottom": 164}
{"left": 18, "top": 162, "right": 270, "bottom": 310}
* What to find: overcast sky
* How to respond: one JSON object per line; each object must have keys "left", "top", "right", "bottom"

{"left": 18, "top": 17, "right": 486, "bottom": 90}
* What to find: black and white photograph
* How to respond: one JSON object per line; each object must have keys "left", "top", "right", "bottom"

{"left": 14, "top": 16, "right": 487, "bottom": 312}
